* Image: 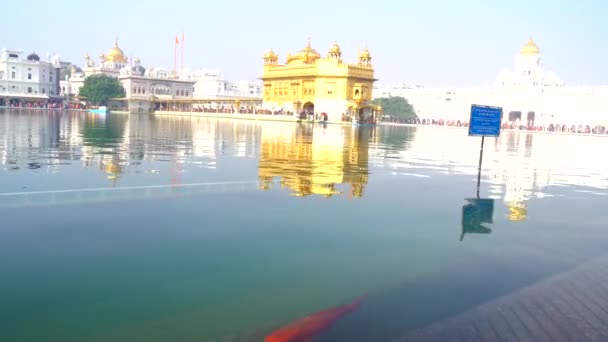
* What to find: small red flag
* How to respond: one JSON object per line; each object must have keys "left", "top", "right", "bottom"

{"left": 175, "top": 36, "right": 179, "bottom": 45}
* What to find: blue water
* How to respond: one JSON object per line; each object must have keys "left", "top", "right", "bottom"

{"left": 0, "top": 109, "right": 607, "bottom": 341}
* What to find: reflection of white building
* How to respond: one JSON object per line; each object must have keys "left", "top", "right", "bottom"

{"left": 191, "top": 119, "right": 217, "bottom": 160}
{"left": 0, "top": 49, "right": 62, "bottom": 105}
{"left": 375, "top": 126, "right": 608, "bottom": 221}
{"left": 375, "top": 39, "right": 608, "bottom": 128}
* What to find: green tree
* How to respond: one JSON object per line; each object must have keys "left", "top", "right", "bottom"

{"left": 79, "top": 74, "right": 125, "bottom": 106}
{"left": 371, "top": 96, "right": 416, "bottom": 119}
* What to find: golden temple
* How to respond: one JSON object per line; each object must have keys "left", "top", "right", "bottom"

{"left": 261, "top": 39, "right": 381, "bottom": 124}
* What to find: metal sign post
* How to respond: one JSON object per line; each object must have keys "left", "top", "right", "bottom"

{"left": 476, "top": 136, "right": 485, "bottom": 198}
{"left": 468, "top": 105, "right": 502, "bottom": 198}
{"left": 459, "top": 105, "right": 502, "bottom": 242}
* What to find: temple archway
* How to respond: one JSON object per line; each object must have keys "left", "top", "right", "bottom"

{"left": 303, "top": 102, "right": 314, "bottom": 114}
{"left": 508, "top": 111, "right": 522, "bottom": 122}
{"left": 527, "top": 111, "right": 535, "bottom": 126}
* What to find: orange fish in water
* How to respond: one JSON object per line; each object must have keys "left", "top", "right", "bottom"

{"left": 265, "top": 295, "right": 366, "bottom": 342}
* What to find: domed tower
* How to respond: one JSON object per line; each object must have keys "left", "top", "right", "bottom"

{"left": 358, "top": 48, "right": 372, "bottom": 66}
{"left": 84, "top": 53, "right": 93, "bottom": 67}
{"left": 106, "top": 37, "right": 127, "bottom": 63}
{"left": 520, "top": 38, "right": 540, "bottom": 55}
{"left": 103, "top": 37, "right": 128, "bottom": 70}
{"left": 263, "top": 49, "right": 279, "bottom": 65}
{"left": 27, "top": 52, "right": 40, "bottom": 61}
{"left": 515, "top": 38, "right": 543, "bottom": 78}
{"left": 328, "top": 41, "right": 342, "bottom": 60}
{"left": 287, "top": 38, "right": 321, "bottom": 65}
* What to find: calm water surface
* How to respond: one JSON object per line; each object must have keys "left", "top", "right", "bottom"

{"left": 1, "top": 109, "right": 607, "bottom": 341}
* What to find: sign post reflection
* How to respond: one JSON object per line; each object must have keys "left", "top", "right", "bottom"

{"left": 461, "top": 104, "right": 501, "bottom": 240}
{"left": 461, "top": 198, "right": 494, "bottom": 241}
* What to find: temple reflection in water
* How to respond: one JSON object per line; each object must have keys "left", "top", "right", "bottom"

{"left": 258, "top": 123, "right": 370, "bottom": 198}
{"left": 2, "top": 109, "right": 607, "bottom": 212}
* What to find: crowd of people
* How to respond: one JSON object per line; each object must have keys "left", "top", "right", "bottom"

{"left": 1, "top": 101, "right": 87, "bottom": 110}
{"left": 186, "top": 105, "right": 295, "bottom": 116}
{"left": 4, "top": 102, "right": 606, "bottom": 135}
{"left": 382, "top": 117, "right": 608, "bottom": 135}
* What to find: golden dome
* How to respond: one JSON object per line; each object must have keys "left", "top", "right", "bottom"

{"left": 520, "top": 38, "right": 540, "bottom": 55}
{"left": 105, "top": 37, "right": 127, "bottom": 63}
{"left": 264, "top": 49, "right": 278, "bottom": 59}
{"left": 360, "top": 48, "right": 371, "bottom": 59}
{"left": 287, "top": 38, "right": 320, "bottom": 64}
{"left": 329, "top": 41, "right": 341, "bottom": 54}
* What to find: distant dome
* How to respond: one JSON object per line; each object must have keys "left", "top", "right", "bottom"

{"left": 287, "top": 38, "right": 321, "bottom": 64}
{"left": 27, "top": 52, "right": 40, "bottom": 61}
{"left": 329, "top": 42, "right": 341, "bottom": 54}
{"left": 264, "top": 49, "right": 278, "bottom": 59}
{"left": 132, "top": 65, "right": 145, "bottom": 75}
{"left": 520, "top": 38, "right": 540, "bottom": 55}
{"left": 360, "top": 48, "right": 371, "bottom": 59}
{"left": 106, "top": 38, "right": 127, "bottom": 63}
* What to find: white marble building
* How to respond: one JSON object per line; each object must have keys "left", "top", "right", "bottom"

{"left": 61, "top": 39, "right": 195, "bottom": 107}
{"left": 61, "top": 39, "right": 260, "bottom": 109}
{"left": 0, "top": 49, "right": 62, "bottom": 105}
{"left": 375, "top": 39, "right": 608, "bottom": 128}
{"left": 182, "top": 69, "right": 262, "bottom": 99}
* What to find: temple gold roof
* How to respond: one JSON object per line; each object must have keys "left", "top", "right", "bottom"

{"left": 264, "top": 49, "right": 278, "bottom": 59}
{"left": 105, "top": 38, "right": 127, "bottom": 63}
{"left": 520, "top": 38, "right": 540, "bottom": 55}
{"left": 287, "top": 38, "right": 321, "bottom": 64}
{"left": 329, "top": 41, "right": 341, "bottom": 54}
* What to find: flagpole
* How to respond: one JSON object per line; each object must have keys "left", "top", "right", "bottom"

{"left": 181, "top": 32, "right": 185, "bottom": 77}
{"left": 174, "top": 35, "right": 177, "bottom": 79}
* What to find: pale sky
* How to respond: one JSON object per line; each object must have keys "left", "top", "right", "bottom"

{"left": 3, "top": 0, "right": 607, "bottom": 87}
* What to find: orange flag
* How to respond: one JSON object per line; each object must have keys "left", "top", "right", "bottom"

{"left": 175, "top": 36, "right": 179, "bottom": 45}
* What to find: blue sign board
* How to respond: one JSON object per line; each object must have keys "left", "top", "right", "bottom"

{"left": 469, "top": 105, "right": 502, "bottom": 137}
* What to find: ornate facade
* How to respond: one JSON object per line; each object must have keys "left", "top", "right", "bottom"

{"left": 0, "top": 49, "right": 62, "bottom": 106}
{"left": 61, "top": 38, "right": 195, "bottom": 112}
{"left": 261, "top": 39, "right": 380, "bottom": 123}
